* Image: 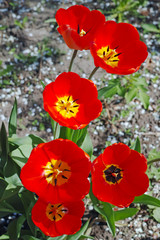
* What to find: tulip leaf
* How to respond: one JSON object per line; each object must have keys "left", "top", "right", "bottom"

{"left": 132, "top": 137, "right": 141, "bottom": 153}
{"left": 11, "top": 144, "right": 33, "bottom": 168}
{"left": 114, "top": 208, "right": 139, "bottom": 221}
{"left": 0, "top": 178, "right": 8, "bottom": 199}
{"left": 4, "top": 156, "right": 22, "bottom": 186}
{"left": 133, "top": 194, "right": 160, "bottom": 207}
{"left": 79, "top": 235, "right": 94, "bottom": 239}
{"left": 89, "top": 184, "right": 115, "bottom": 236}
{"left": 95, "top": 202, "right": 115, "bottom": 236}
{"left": 0, "top": 234, "right": 10, "bottom": 239}
{"left": 8, "top": 98, "right": 17, "bottom": 137}
{"left": 81, "top": 132, "right": 93, "bottom": 157}
{"left": 9, "top": 134, "right": 45, "bottom": 148}
{"left": 20, "top": 191, "right": 37, "bottom": 236}
{"left": 89, "top": 183, "right": 99, "bottom": 206}
{"left": 0, "top": 201, "right": 17, "bottom": 213}
{"left": 7, "top": 214, "right": 26, "bottom": 240}
{"left": 0, "top": 122, "right": 9, "bottom": 174}
{"left": 67, "top": 220, "right": 90, "bottom": 240}
{"left": 21, "top": 236, "right": 41, "bottom": 240}
{"left": 1, "top": 184, "right": 21, "bottom": 201}
{"left": 48, "top": 235, "right": 66, "bottom": 240}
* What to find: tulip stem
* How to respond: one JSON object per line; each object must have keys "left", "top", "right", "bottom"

{"left": 54, "top": 122, "right": 59, "bottom": 140}
{"left": 88, "top": 67, "right": 99, "bottom": 80}
{"left": 68, "top": 49, "right": 78, "bottom": 72}
{"left": 147, "top": 158, "right": 160, "bottom": 165}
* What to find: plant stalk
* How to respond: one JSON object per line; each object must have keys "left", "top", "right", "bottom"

{"left": 68, "top": 49, "right": 78, "bottom": 72}
{"left": 147, "top": 158, "right": 160, "bottom": 165}
{"left": 88, "top": 67, "right": 99, "bottom": 80}
{"left": 54, "top": 122, "right": 59, "bottom": 140}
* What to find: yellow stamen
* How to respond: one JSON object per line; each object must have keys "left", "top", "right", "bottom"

{"left": 46, "top": 203, "right": 68, "bottom": 222}
{"left": 79, "top": 29, "right": 86, "bottom": 37}
{"left": 43, "top": 159, "right": 71, "bottom": 186}
{"left": 55, "top": 95, "right": 79, "bottom": 119}
{"left": 97, "top": 46, "right": 121, "bottom": 68}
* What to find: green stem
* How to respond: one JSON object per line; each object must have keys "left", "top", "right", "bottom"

{"left": 147, "top": 158, "right": 160, "bottom": 165}
{"left": 88, "top": 67, "right": 99, "bottom": 80}
{"left": 54, "top": 122, "right": 58, "bottom": 140}
{"left": 68, "top": 49, "right": 78, "bottom": 72}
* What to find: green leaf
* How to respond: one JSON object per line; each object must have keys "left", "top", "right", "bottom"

{"left": 89, "top": 183, "right": 115, "bottom": 236}
{"left": 67, "top": 220, "right": 90, "bottom": 240}
{"left": 114, "top": 208, "right": 139, "bottom": 221}
{"left": 142, "top": 24, "right": 160, "bottom": 33}
{"left": 0, "top": 234, "right": 10, "bottom": 239}
{"left": 132, "top": 137, "right": 141, "bottom": 153}
{"left": 153, "top": 207, "right": 160, "bottom": 222}
{"left": 21, "top": 237, "right": 40, "bottom": 240}
{"left": 117, "top": 84, "right": 126, "bottom": 97}
{"left": 9, "top": 134, "right": 45, "bottom": 148}
{"left": 1, "top": 184, "right": 21, "bottom": 201}
{"left": 148, "top": 149, "right": 160, "bottom": 161}
{"left": 47, "top": 236, "right": 66, "bottom": 240}
{"left": 80, "top": 132, "right": 93, "bottom": 157}
{"left": 8, "top": 98, "right": 17, "bottom": 137}
{"left": 7, "top": 215, "right": 26, "bottom": 240}
{"left": 11, "top": 144, "right": 33, "bottom": 168}
{"left": 134, "top": 194, "right": 160, "bottom": 207}
{"left": 0, "top": 201, "right": 17, "bottom": 213}
{"left": 98, "top": 85, "right": 117, "bottom": 99}
{"left": 95, "top": 202, "right": 115, "bottom": 236}
{"left": 79, "top": 235, "right": 94, "bottom": 239}
{"left": 20, "top": 190, "right": 37, "bottom": 235}
{"left": 89, "top": 183, "right": 99, "bottom": 206}
{"left": 45, "top": 18, "right": 56, "bottom": 23}
{"left": 138, "top": 86, "right": 150, "bottom": 109}
{"left": 4, "top": 156, "right": 22, "bottom": 186}
{"left": 0, "top": 122, "right": 9, "bottom": 174}
{"left": 0, "top": 178, "right": 8, "bottom": 199}
{"left": 22, "top": 16, "right": 28, "bottom": 25}
{"left": 125, "top": 88, "right": 137, "bottom": 103}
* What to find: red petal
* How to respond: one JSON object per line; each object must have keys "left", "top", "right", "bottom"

{"left": 102, "top": 143, "right": 131, "bottom": 166}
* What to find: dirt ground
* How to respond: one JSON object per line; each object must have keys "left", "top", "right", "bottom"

{"left": 0, "top": 0, "right": 160, "bottom": 239}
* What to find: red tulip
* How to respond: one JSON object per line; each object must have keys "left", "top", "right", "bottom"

{"left": 91, "top": 143, "right": 149, "bottom": 207}
{"left": 90, "top": 21, "right": 148, "bottom": 75}
{"left": 43, "top": 72, "right": 102, "bottom": 130}
{"left": 32, "top": 198, "right": 85, "bottom": 237}
{"left": 20, "top": 139, "right": 91, "bottom": 203}
{"left": 55, "top": 5, "right": 105, "bottom": 50}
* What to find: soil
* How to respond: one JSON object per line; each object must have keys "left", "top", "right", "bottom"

{"left": 0, "top": 0, "right": 160, "bottom": 239}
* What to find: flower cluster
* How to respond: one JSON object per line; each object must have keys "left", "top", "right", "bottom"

{"left": 21, "top": 139, "right": 91, "bottom": 236}
{"left": 56, "top": 5, "right": 148, "bottom": 75}
{"left": 20, "top": 4, "right": 149, "bottom": 238}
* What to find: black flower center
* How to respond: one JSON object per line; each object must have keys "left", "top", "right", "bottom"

{"left": 103, "top": 164, "right": 123, "bottom": 184}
